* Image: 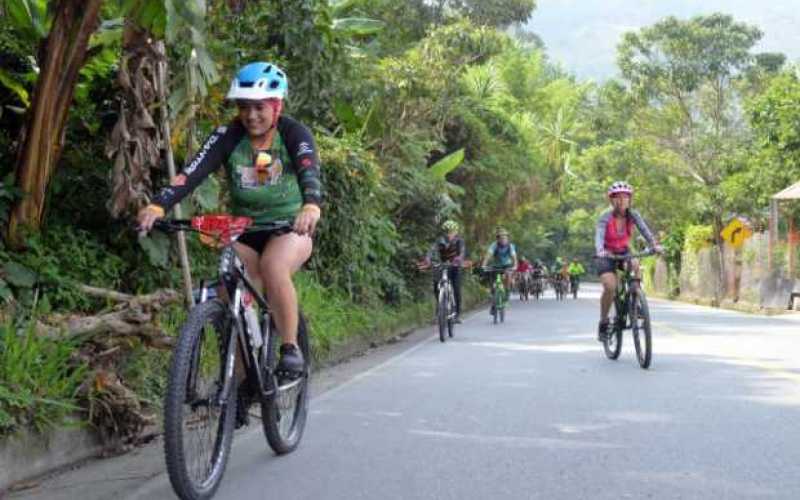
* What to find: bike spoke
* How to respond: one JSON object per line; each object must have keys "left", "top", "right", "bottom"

{"left": 182, "top": 324, "right": 226, "bottom": 488}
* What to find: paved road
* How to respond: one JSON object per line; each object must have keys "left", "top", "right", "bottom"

{"left": 14, "top": 284, "right": 800, "bottom": 499}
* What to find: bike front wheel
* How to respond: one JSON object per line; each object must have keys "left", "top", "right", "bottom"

{"left": 603, "top": 298, "right": 624, "bottom": 360}
{"left": 262, "top": 312, "right": 311, "bottom": 454}
{"left": 447, "top": 286, "right": 455, "bottom": 338}
{"left": 603, "top": 323, "right": 623, "bottom": 360}
{"left": 164, "top": 299, "right": 236, "bottom": 500}
{"left": 631, "top": 290, "right": 653, "bottom": 369}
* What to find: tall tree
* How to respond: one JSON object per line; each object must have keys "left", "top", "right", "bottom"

{"left": 7, "top": 0, "right": 103, "bottom": 245}
{"left": 617, "top": 13, "right": 762, "bottom": 301}
{"left": 433, "top": 0, "right": 537, "bottom": 27}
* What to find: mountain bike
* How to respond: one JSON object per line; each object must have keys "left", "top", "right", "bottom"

{"left": 531, "top": 273, "right": 544, "bottom": 300}
{"left": 518, "top": 271, "right": 530, "bottom": 302}
{"left": 152, "top": 215, "right": 311, "bottom": 500}
{"left": 553, "top": 275, "right": 567, "bottom": 301}
{"left": 602, "top": 249, "right": 655, "bottom": 369}
{"left": 432, "top": 263, "right": 459, "bottom": 342}
{"left": 485, "top": 267, "right": 509, "bottom": 324}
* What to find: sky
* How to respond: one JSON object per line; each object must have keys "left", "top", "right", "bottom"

{"left": 525, "top": 0, "right": 800, "bottom": 81}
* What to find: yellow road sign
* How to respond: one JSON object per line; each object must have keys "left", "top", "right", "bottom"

{"left": 720, "top": 218, "right": 752, "bottom": 248}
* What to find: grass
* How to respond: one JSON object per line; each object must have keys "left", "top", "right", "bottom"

{"left": 0, "top": 321, "right": 87, "bottom": 437}
{"left": 0, "top": 272, "right": 487, "bottom": 438}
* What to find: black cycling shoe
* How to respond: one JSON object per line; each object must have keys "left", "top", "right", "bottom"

{"left": 597, "top": 320, "right": 610, "bottom": 342}
{"left": 276, "top": 343, "right": 305, "bottom": 382}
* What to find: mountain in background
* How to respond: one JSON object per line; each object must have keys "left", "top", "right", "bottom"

{"left": 525, "top": 0, "right": 800, "bottom": 80}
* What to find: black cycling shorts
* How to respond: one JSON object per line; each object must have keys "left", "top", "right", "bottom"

{"left": 236, "top": 226, "right": 294, "bottom": 255}
{"left": 595, "top": 256, "right": 626, "bottom": 276}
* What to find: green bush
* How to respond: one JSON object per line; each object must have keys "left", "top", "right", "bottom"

{"left": 684, "top": 225, "right": 714, "bottom": 254}
{"left": 0, "top": 321, "right": 87, "bottom": 436}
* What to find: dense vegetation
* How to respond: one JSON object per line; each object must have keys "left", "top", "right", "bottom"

{"left": 1, "top": 0, "right": 798, "bottom": 439}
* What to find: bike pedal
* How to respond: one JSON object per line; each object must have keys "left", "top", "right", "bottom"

{"left": 277, "top": 377, "right": 303, "bottom": 391}
{"left": 276, "top": 370, "right": 303, "bottom": 387}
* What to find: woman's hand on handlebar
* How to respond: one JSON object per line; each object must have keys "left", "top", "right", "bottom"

{"left": 137, "top": 204, "right": 165, "bottom": 233}
{"left": 294, "top": 204, "right": 320, "bottom": 236}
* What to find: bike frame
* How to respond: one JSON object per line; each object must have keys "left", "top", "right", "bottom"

{"left": 433, "top": 263, "right": 457, "bottom": 319}
{"left": 155, "top": 219, "right": 291, "bottom": 407}
{"left": 486, "top": 268, "right": 508, "bottom": 309}
{"left": 607, "top": 249, "right": 655, "bottom": 330}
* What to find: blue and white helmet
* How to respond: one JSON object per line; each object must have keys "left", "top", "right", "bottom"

{"left": 226, "top": 62, "right": 288, "bottom": 100}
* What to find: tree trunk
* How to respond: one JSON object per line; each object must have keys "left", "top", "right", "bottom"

{"left": 6, "top": 0, "right": 103, "bottom": 246}
{"left": 712, "top": 212, "right": 726, "bottom": 306}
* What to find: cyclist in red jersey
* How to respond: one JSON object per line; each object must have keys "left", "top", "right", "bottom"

{"left": 594, "top": 181, "right": 662, "bottom": 341}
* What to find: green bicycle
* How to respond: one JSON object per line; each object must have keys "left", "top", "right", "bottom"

{"left": 602, "top": 249, "right": 656, "bottom": 369}
{"left": 485, "top": 268, "right": 509, "bottom": 324}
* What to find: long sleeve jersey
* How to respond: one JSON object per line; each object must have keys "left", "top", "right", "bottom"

{"left": 152, "top": 116, "right": 321, "bottom": 222}
{"left": 594, "top": 209, "right": 656, "bottom": 255}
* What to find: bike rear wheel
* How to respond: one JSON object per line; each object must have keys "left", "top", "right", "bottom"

{"left": 262, "top": 312, "right": 311, "bottom": 455}
{"left": 437, "top": 288, "right": 447, "bottom": 343}
{"left": 164, "top": 299, "right": 236, "bottom": 500}
{"left": 631, "top": 289, "right": 653, "bottom": 369}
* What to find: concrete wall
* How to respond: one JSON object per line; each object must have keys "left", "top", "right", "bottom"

{"left": 646, "top": 231, "right": 800, "bottom": 310}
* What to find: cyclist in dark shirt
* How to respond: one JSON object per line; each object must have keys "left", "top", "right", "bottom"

{"left": 421, "top": 220, "right": 466, "bottom": 323}
{"left": 138, "top": 62, "right": 321, "bottom": 376}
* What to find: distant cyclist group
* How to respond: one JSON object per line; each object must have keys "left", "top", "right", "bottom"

{"left": 133, "top": 60, "right": 664, "bottom": 499}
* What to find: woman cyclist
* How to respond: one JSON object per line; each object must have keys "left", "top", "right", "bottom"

{"left": 138, "top": 62, "right": 322, "bottom": 377}
{"left": 595, "top": 181, "right": 661, "bottom": 341}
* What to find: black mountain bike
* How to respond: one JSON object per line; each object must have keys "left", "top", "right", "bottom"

{"left": 432, "top": 263, "right": 458, "bottom": 342}
{"left": 553, "top": 276, "right": 567, "bottom": 301}
{"left": 518, "top": 272, "right": 530, "bottom": 302}
{"left": 153, "top": 216, "right": 311, "bottom": 500}
{"left": 602, "top": 249, "right": 655, "bottom": 369}
{"left": 531, "top": 273, "right": 544, "bottom": 300}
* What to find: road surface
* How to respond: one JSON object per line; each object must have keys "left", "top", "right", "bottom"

{"left": 14, "top": 284, "right": 800, "bottom": 499}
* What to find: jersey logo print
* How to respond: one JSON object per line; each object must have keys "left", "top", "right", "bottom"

{"left": 184, "top": 133, "right": 219, "bottom": 175}
{"left": 297, "top": 142, "right": 313, "bottom": 156}
{"left": 238, "top": 158, "right": 284, "bottom": 189}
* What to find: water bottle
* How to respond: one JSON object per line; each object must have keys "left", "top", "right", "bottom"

{"left": 244, "top": 302, "right": 263, "bottom": 349}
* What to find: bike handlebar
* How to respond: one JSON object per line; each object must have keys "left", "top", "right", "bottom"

{"left": 599, "top": 248, "right": 658, "bottom": 260}
{"left": 151, "top": 218, "right": 293, "bottom": 235}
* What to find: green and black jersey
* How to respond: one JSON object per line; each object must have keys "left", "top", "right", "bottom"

{"left": 153, "top": 116, "right": 322, "bottom": 223}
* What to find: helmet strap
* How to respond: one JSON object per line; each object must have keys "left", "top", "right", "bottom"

{"left": 269, "top": 99, "right": 283, "bottom": 130}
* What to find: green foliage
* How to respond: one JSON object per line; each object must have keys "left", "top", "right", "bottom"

{"left": 0, "top": 226, "right": 127, "bottom": 312}
{"left": 1, "top": 0, "right": 50, "bottom": 44}
{"left": 0, "top": 321, "right": 87, "bottom": 436}
{"left": 743, "top": 68, "right": 800, "bottom": 207}
{"left": 428, "top": 148, "right": 465, "bottom": 180}
{"left": 312, "top": 133, "right": 405, "bottom": 302}
{"left": 684, "top": 225, "right": 714, "bottom": 254}
{"left": 443, "top": 0, "right": 537, "bottom": 28}
{"left": 618, "top": 14, "right": 762, "bottom": 96}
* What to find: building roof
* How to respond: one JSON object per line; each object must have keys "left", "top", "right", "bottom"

{"left": 773, "top": 181, "right": 800, "bottom": 200}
